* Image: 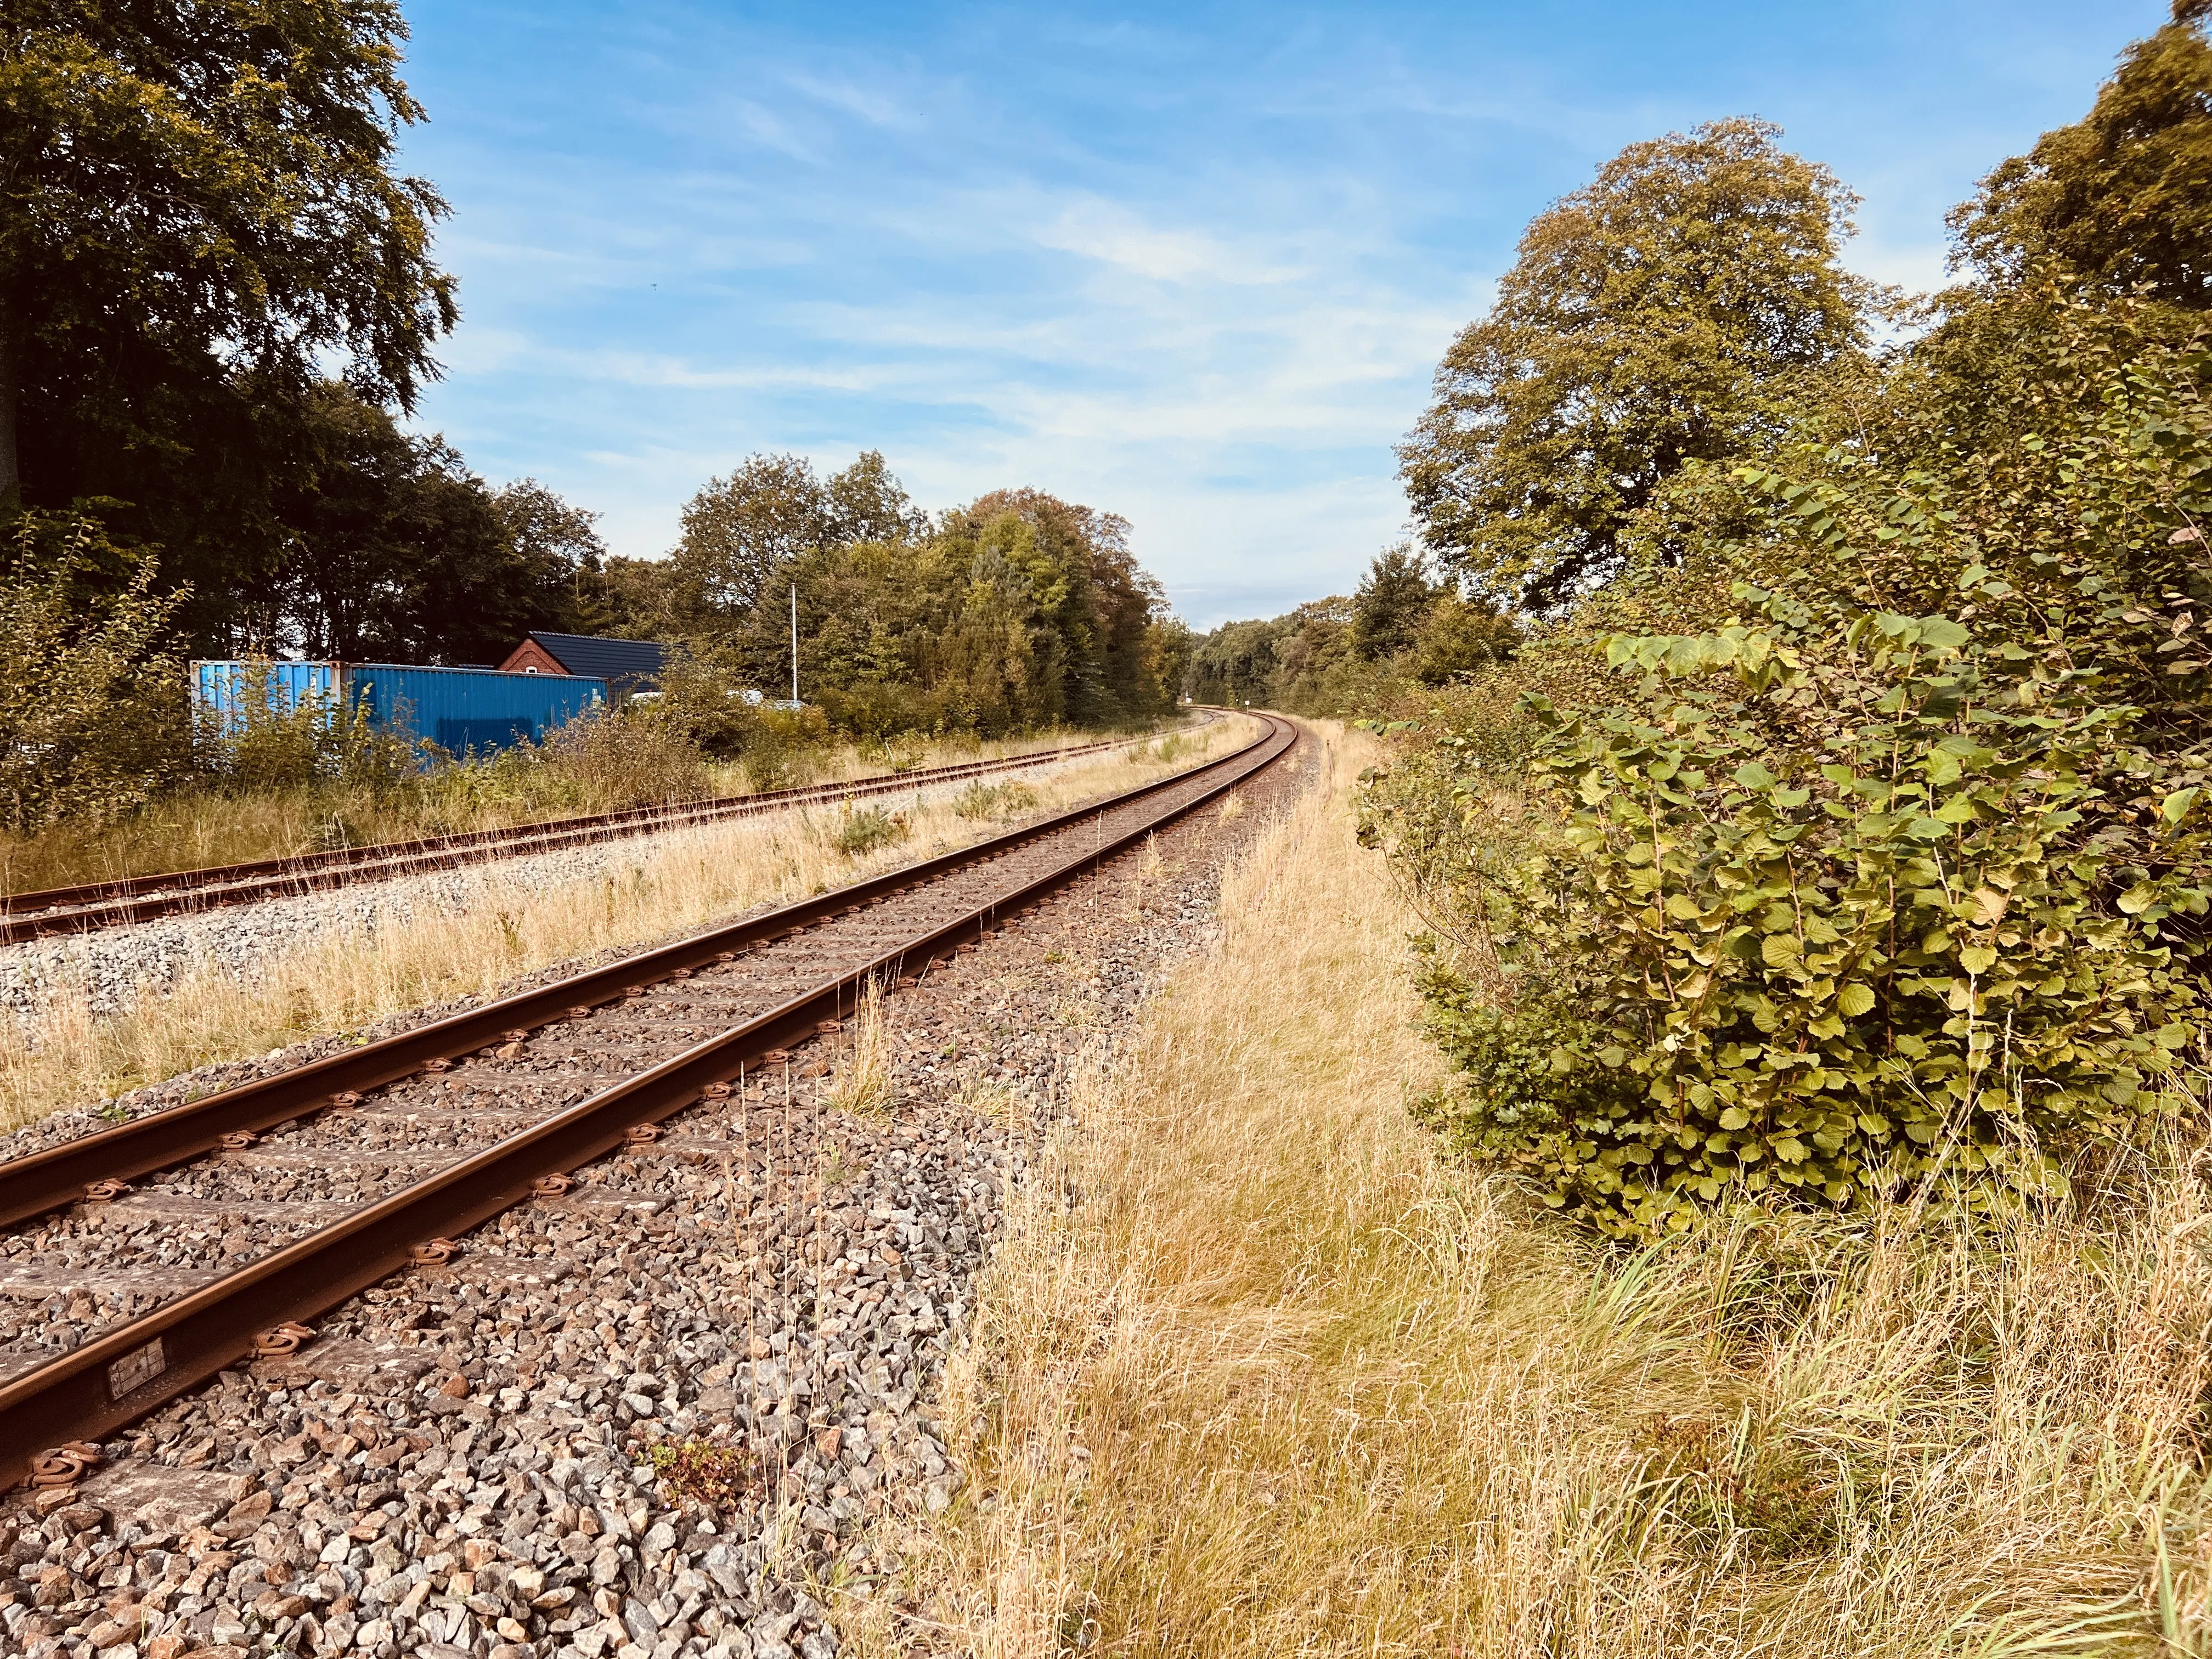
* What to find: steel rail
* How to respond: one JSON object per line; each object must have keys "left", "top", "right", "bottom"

{"left": 0, "top": 725, "right": 1206, "bottom": 941}
{"left": 0, "top": 711, "right": 1272, "bottom": 1229}
{"left": 0, "top": 712, "right": 1294, "bottom": 1486}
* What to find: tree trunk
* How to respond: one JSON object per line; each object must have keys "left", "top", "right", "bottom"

{"left": 0, "top": 325, "right": 19, "bottom": 507}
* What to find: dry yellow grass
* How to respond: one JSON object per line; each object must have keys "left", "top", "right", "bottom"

{"left": 826, "top": 975, "right": 897, "bottom": 1121}
{"left": 0, "top": 723, "right": 1177, "bottom": 895}
{"left": 0, "top": 716, "right": 1259, "bottom": 1132}
{"left": 900, "top": 719, "right": 2212, "bottom": 1658}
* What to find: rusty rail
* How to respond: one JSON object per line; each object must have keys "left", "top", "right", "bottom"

{"left": 0, "top": 725, "right": 1204, "bottom": 943}
{"left": 0, "top": 713, "right": 1294, "bottom": 1483}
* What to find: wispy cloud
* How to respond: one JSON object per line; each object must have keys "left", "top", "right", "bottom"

{"left": 399, "top": 0, "right": 2168, "bottom": 625}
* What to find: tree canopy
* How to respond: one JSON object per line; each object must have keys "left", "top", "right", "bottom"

{"left": 1351, "top": 546, "right": 1441, "bottom": 660}
{"left": 610, "top": 454, "right": 1183, "bottom": 737}
{"left": 1367, "top": 6, "right": 2212, "bottom": 1235}
{"left": 0, "top": 0, "right": 456, "bottom": 506}
{"left": 669, "top": 451, "right": 928, "bottom": 620}
{"left": 1398, "top": 117, "right": 1870, "bottom": 611}
{"left": 1950, "top": 0, "right": 2212, "bottom": 309}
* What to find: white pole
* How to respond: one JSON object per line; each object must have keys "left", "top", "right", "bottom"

{"left": 789, "top": 583, "right": 799, "bottom": 705}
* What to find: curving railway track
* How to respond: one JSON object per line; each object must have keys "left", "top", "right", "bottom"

{"left": 0, "top": 712, "right": 1295, "bottom": 1491}
{"left": 0, "top": 725, "right": 1205, "bottom": 946}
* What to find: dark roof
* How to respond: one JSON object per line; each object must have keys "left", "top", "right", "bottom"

{"left": 527, "top": 632, "right": 666, "bottom": 689}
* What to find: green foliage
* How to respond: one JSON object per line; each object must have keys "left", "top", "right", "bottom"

{"left": 669, "top": 450, "right": 926, "bottom": 618}
{"left": 830, "top": 806, "right": 908, "bottom": 855}
{"left": 1399, "top": 118, "right": 1871, "bottom": 609}
{"left": 0, "top": 510, "right": 190, "bottom": 831}
{"left": 195, "top": 664, "right": 415, "bottom": 794}
{"left": 665, "top": 464, "right": 1182, "bottom": 740}
{"left": 951, "top": 780, "right": 1038, "bottom": 821}
{"left": 1373, "top": 35, "right": 2212, "bottom": 1232}
{"left": 257, "top": 386, "right": 609, "bottom": 663}
{"left": 1351, "top": 546, "right": 1440, "bottom": 660}
{"left": 531, "top": 708, "right": 709, "bottom": 808}
{"left": 1950, "top": 3, "right": 2212, "bottom": 309}
{"left": 1, "top": 0, "right": 456, "bottom": 625}
{"left": 1184, "top": 551, "right": 1517, "bottom": 715}
{"left": 1408, "top": 592, "right": 1518, "bottom": 688}
{"left": 1397, "top": 600, "right": 2205, "bottom": 1234}
{"left": 1372, "top": 349, "right": 2212, "bottom": 1233}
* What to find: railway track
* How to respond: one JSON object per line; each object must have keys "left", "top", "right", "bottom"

{"left": 0, "top": 713, "right": 1294, "bottom": 1490}
{"left": 0, "top": 725, "right": 1199, "bottom": 945}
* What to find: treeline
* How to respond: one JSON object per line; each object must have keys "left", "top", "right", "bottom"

{"left": 1182, "top": 547, "right": 1513, "bottom": 712}
{"left": 611, "top": 455, "right": 1187, "bottom": 741}
{"left": 0, "top": 5, "right": 1183, "bottom": 837}
{"left": 1362, "top": 6, "right": 2212, "bottom": 1232}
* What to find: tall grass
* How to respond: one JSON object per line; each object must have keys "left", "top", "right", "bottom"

{"left": 0, "top": 718, "right": 1183, "bottom": 896}
{"left": 908, "top": 721, "right": 2212, "bottom": 1658}
{"left": 825, "top": 977, "right": 896, "bottom": 1122}
{"left": 0, "top": 718, "right": 1257, "bottom": 1132}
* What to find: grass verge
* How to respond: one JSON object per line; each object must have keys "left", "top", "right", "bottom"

{"left": 904, "top": 719, "right": 2212, "bottom": 1658}
{"left": 0, "top": 722, "right": 1178, "bottom": 896}
{"left": 0, "top": 716, "right": 1258, "bottom": 1132}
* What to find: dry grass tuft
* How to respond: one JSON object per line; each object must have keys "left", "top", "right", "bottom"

{"left": 0, "top": 718, "right": 1259, "bottom": 1131}
{"left": 826, "top": 977, "right": 896, "bottom": 1121}
{"left": 902, "top": 720, "right": 2212, "bottom": 1659}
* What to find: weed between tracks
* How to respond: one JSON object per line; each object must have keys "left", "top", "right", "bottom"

{"left": 905, "top": 721, "right": 2212, "bottom": 1658}
{"left": 825, "top": 978, "right": 895, "bottom": 1122}
{"left": 0, "top": 717, "right": 1259, "bottom": 1132}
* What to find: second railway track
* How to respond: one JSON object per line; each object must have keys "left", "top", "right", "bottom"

{"left": 0, "top": 725, "right": 1205, "bottom": 945}
{"left": 0, "top": 713, "right": 1295, "bottom": 1487}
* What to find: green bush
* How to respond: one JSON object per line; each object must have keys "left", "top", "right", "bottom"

{"left": 195, "top": 662, "right": 420, "bottom": 794}
{"left": 1369, "top": 343, "right": 2212, "bottom": 1233}
{"left": 0, "top": 511, "right": 191, "bottom": 831}
{"left": 532, "top": 707, "right": 709, "bottom": 808}
{"left": 1392, "top": 601, "right": 2208, "bottom": 1233}
{"left": 831, "top": 806, "right": 908, "bottom": 855}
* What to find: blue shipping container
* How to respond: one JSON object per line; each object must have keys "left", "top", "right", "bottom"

{"left": 193, "top": 661, "right": 608, "bottom": 757}
{"left": 194, "top": 660, "right": 341, "bottom": 724}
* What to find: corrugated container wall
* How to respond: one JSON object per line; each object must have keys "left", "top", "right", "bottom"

{"left": 194, "top": 660, "right": 340, "bottom": 724}
{"left": 191, "top": 662, "right": 607, "bottom": 758}
{"left": 343, "top": 665, "right": 607, "bottom": 754}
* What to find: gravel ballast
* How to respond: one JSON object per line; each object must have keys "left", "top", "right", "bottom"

{"left": 0, "top": 735, "right": 1310, "bottom": 1659}
{"left": 0, "top": 742, "right": 1158, "bottom": 1027}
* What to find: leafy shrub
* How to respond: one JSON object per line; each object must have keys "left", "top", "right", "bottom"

{"left": 951, "top": 780, "right": 1037, "bottom": 821}
{"left": 1393, "top": 602, "right": 2207, "bottom": 1232}
{"left": 532, "top": 707, "right": 710, "bottom": 809}
{"left": 195, "top": 662, "right": 420, "bottom": 794}
{"left": 1370, "top": 347, "right": 2212, "bottom": 1233}
{"left": 831, "top": 806, "right": 908, "bottom": 855}
{"left": 0, "top": 511, "right": 191, "bottom": 831}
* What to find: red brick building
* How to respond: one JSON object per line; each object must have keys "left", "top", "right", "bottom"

{"left": 496, "top": 632, "right": 667, "bottom": 698}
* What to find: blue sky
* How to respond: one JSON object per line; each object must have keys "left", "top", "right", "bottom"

{"left": 397, "top": 0, "right": 2171, "bottom": 628}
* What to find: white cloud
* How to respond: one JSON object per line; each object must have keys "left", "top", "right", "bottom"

{"left": 1031, "top": 197, "right": 1297, "bottom": 285}
{"left": 407, "top": 0, "right": 2160, "bottom": 633}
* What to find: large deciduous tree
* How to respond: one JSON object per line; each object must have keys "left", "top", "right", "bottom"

{"left": 1350, "top": 545, "right": 1440, "bottom": 661}
{"left": 238, "top": 386, "right": 602, "bottom": 665}
{"left": 1398, "top": 117, "right": 1870, "bottom": 610}
{"left": 673, "top": 454, "right": 838, "bottom": 618}
{"left": 0, "top": 0, "right": 456, "bottom": 585}
{"left": 1950, "top": 0, "right": 2212, "bottom": 309}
